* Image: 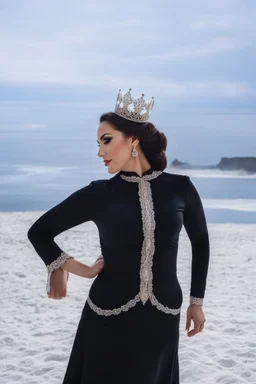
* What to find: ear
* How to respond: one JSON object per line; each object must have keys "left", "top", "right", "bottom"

{"left": 131, "top": 136, "right": 139, "bottom": 146}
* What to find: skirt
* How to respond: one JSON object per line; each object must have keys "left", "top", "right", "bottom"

{"left": 62, "top": 298, "right": 180, "bottom": 384}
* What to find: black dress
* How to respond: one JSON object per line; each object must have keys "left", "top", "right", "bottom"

{"left": 27, "top": 168, "right": 210, "bottom": 384}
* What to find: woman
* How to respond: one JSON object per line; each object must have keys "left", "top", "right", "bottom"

{"left": 27, "top": 89, "right": 209, "bottom": 384}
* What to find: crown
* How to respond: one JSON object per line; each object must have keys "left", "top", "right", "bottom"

{"left": 114, "top": 88, "right": 154, "bottom": 123}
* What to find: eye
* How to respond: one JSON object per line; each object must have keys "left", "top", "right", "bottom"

{"left": 97, "top": 137, "right": 112, "bottom": 147}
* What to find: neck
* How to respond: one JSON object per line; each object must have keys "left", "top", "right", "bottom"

{"left": 121, "top": 158, "right": 152, "bottom": 177}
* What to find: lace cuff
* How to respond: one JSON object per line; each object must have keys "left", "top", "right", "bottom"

{"left": 46, "top": 252, "right": 74, "bottom": 294}
{"left": 190, "top": 296, "right": 204, "bottom": 306}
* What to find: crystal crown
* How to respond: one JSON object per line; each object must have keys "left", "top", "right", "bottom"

{"left": 114, "top": 88, "right": 154, "bottom": 123}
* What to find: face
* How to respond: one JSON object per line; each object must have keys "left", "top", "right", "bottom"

{"left": 97, "top": 121, "right": 138, "bottom": 174}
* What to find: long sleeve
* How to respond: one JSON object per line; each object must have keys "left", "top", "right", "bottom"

{"left": 27, "top": 180, "right": 106, "bottom": 293}
{"left": 183, "top": 176, "right": 210, "bottom": 306}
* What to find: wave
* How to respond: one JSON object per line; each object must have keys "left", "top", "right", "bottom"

{"left": 203, "top": 199, "right": 256, "bottom": 212}
{"left": 0, "top": 164, "right": 79, "bottom": 185}
{"left": 166, "top": 167, "right": 256, "bottom": 179}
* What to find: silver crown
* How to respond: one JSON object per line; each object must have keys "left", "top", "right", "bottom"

{"left": 114, "top": 88, "right": 154, "bottom": 123}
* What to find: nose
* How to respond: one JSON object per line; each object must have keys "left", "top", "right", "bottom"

{"left": 97, "top": 146, "right": 105, "bottom": 158}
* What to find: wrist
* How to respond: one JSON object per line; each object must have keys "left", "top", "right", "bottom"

{"left": 82, "top": 264, "right": 91, "bottom": 278}
{"left": 190, "top": 295, "right": 204, "bottom": 306}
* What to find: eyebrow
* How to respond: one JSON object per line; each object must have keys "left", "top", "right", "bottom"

{"left": 97, "top": 133, "right": 112, "bottom": 144}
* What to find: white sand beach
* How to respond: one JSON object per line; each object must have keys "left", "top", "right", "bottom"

{"left": 0, "top": 212, "right": 255, "bottom": 384}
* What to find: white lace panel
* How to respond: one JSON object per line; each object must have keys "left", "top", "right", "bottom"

{"left": 87, "top": 170, "right": 182, "bottom": 316}
{"left": 190, "top": 296, "right": 204, "bottom": 306}
{"left": 46, "top": 252, "right": 74, "bottom": 294}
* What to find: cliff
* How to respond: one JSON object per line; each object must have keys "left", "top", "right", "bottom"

{"left": 217, "top": 157, "right": 256, "bottom": 173}
{"left": 169, "top": 157, "right": 256, "bottom": 173}
{"left": 170, "top": 159, "right": 193, "bottom": 169}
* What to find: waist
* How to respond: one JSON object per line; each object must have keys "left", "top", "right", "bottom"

{"left": 98, "top": 268, "right": 177, "bottom": 281}
{"left": 100, "top": 249, "right": 178, "bottom": 276}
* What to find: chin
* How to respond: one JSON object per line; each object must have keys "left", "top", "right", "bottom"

{"left": 107, "top": 164, "right": 119, "bottom": 174}
{"left": 108, "top": 169, "right": 118, "bottom": 175}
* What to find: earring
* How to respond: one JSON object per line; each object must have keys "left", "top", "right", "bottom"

{"left": 132, "top": 147, "right": 138, "bottom": 157}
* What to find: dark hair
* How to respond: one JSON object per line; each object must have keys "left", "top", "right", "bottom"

{"left": 99, "top": 112, "right": 167, "bottom": 171}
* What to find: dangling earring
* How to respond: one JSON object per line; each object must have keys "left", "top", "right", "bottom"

{"left": 132, "top": 147, "right": 138, "bottom": 157}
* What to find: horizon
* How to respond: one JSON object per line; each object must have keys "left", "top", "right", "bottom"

{"left": 170, "top": 155, "right": 256, "bottom": 168}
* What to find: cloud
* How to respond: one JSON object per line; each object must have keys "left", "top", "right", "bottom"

{"left": 190, "top": 15, "right": 247, "bottom": 30}
{"left": 18, "top": 123, "right": 47, "bottom": 130}
{"left": 0, "top": 122, "right": 48, "bottom": 133}
{"left": 115, "top": 18, "right": 142, "bottom": 27}
{"left": 0, "top": 78, "right": 253, "bottom": 101}
{"left": 122, "top": 38, "right": 245, "bottom": 62}
{"left": 0, "top": 0, "right": 255, "bottom": 169}
{"left": 0, "top": 0, "right": 255, "bottom": 105}
{"left": 0, "top": 100, "right": 106, "bottom": 108}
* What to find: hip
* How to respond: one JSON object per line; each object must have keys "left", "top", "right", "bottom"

{"left": 88, "top": 272, "right": 183, "bottom": 313}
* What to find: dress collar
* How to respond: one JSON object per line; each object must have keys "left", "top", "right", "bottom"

{"left": 119, "top": 167, "right": 154, "bottom": 178}
{"left": 119, "top": 168, "right": 162, "bottom": 182}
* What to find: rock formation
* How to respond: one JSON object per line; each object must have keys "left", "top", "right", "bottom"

{"left": 169, "top": 157, "right": 256, "bottom": 173}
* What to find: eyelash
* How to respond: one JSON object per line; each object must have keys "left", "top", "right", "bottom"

{"left": 97, "top": 138, "right": 112, "bottom": 147}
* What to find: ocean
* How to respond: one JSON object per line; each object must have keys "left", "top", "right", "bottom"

{"left": 0, "top": 163, "right": 255, "bottom": 223}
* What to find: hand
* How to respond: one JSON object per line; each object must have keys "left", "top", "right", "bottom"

{"left": 87, "top": 255, "right": 104, "bottom": 278}
{"left": 185, "top": 305, "right": 206, "bottom": 337}
{"left": 48, "top": 268, "right": 69, "bottom": 300}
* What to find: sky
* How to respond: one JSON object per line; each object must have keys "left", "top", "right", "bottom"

{"left": 0, "top": 0, "right": 256, "bottom": 167}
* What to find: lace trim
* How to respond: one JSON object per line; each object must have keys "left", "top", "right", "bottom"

{"left": 138, "top": 177, "right": 155, "bottom": 303}
{"left": 120, "top": 171, "right": 162, "bottom": 183}
{"left": 87, "top": 293, "right": 141, "bottom": 316}
{"left": 190, "top": 296, "right": 204, "bottom": 306}
{"left": 46, "top": 252, "right": 74, "bottom": 294}
{"left": 151, "top": 293, "right": 181, "bottom": 315}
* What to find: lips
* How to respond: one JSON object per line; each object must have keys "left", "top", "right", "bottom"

{"left": 104, "top": 160, "right": 112, "bottom": 165}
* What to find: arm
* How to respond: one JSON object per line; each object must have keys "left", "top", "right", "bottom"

{"left": 27, "top": 180, "right": 106, "bottom": 293}
{"left": 183, "top": 176, "right": 210, "bottom": 307}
